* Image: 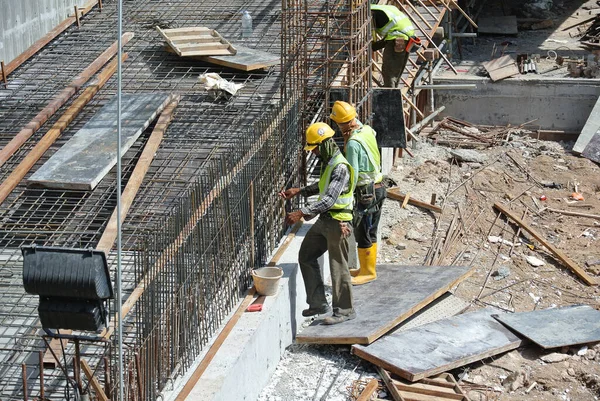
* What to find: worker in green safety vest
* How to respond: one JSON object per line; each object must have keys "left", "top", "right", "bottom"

{"left": 371, "top": 4, "right": 419, "bottom": 88}
{"left": 330, "top": 101, "right": 385, "bottom": 285}
{"left": 279, "top": 122, "right": 357, "bottom": 325}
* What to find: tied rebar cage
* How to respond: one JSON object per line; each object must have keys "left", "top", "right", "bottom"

{"left": 281, "top": 0, "right": 373, "bottom": 130}
{"left": 0, "top": 0, "right": 305, "bottom": 399}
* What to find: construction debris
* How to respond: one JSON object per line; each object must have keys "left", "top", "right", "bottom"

{"left": 379, "top": 369, "right": 470, "bottom": 401}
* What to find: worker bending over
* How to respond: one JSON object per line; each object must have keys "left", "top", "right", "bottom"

{"left": 371, "top": 4, "right": 420, "bottom": 88}
{"left": 330, "top": 101, "right": 385, "bottom": 285}
{"left": 280, "top": 123, "right": 357, "bottom": 325}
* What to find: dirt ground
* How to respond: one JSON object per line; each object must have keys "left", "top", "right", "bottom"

{"left": 258, "top": 1, "right": 600, "bottom": 400}
{"left": 258, "top": 130, "right": 600, "bottom": 401}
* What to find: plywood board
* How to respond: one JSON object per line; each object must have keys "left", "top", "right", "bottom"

{"left": 574, "top": 95, "right": 600, "bottom": 153}
{"left": 481, "top": 55, "right": 520, "bottom": 81}
{"left": 28, "top": 93, "right": 171, "bottom": 190}
{"left": 198, "top": 45, "right": 279, "bottom": 71}
{"left": 352, "top": 308, "right": 523, "bottom": 382}
{"left": 157, "top": 26, "right": 236, "bottom": 57}
{"left": 478, "top": 16, "right": 518, "bottom": 35}
{"left": 581, "top": 131, "right": 600, "bottom": 164}
{"left": 493, "top": 305, "right": 600, "bottom": 349}
{"left": 295, "top": 264, "right": 473, "bottom": 345}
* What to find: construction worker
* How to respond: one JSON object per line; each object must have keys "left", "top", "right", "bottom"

{"left": 279, "top": 122, "right": 356, "bottom": 325}
{"left": 371, "top": 4, "right": 419, "bottom": 88}
{"left": 330, "top": 101, "right": 385, "bottom": 285}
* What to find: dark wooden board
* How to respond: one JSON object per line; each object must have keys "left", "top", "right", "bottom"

{"left": 352, "top": 308, "right": 524, "bottom": 381}
{"left": 328, "top": 88, "right": 406, "bottom": 149}
{"left": 493, "top": 305, "right": 600, "bottom": 349}
{"left": 199, "top": 45, "right": 279, "bottom": 71}
{"left": 295, "top": 264, "right": 473, "bottom": 345}
{"left": 28, "top": 93, "right": 171, "bottom": 190}
{"left": 582, "top": 131, "right": 600, "bottom": 164}
{"left": 372, "top": 88, "right": 407, "bottom": 148}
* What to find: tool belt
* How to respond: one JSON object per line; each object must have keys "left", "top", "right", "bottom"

{"left": 405, "top": 36, "right": 422, "bottom": 53}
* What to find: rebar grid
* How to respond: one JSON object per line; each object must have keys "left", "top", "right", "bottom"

{"left": 282, "top": 0, "right": 372, "bottom": 132}
{"left": 0, "top": 0, "right": 304, "bottom": 399}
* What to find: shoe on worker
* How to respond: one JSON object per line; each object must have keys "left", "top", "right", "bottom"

{"left": 302, "top": 305, "right": 331, "bottom": 317}
{"left": 322, "top": 311, "right": 356, "bottom": 325}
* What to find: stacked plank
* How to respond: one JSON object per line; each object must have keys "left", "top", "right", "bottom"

{"left": 427, "top": 117, "right": 508, "bottom": 148}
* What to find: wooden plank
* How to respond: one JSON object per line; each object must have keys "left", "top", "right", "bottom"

{"left": 379, "top": 367, "right": 403, "bottom": 401}
{"left": 481, "top": 55, "right": 519, "bottom": 81}
{"left": 169, "top": 35, "right": 217, "bottom": 43}
{"left": 3, "top": 0, "right": 100, "bottom": 78}
{"left": 387, "top": 188, "right": 442, "bottom": 213}
{"left": 493, "top": 305, "right": 600, "bottom": 349}
{"left": 42, "top": 336, "right": 70, "bottom": 368}
{"left": 96, "top": 95, "right": 181, "bottom": 252}
{"left": 296, "top": 265, "right": 473, "bottom": 345}
{"left": 357, "top": 379, "right": 379, "bottom": 401}
{"left": 574, "top": 95, "right": 600, "bottom": 153}
{"left": 28, "top": 93, "right": 172, "bottom": 191}
{"left": 0, "top": 54, "right": 124, "bottom": 206}
{"left": 477, "top": 16, "right": 518, "bottom": 35}
{"left": 80, "top": 359, "right": 109, "bottom": 401}
{"left": 352, "top": 309, "right": 524, "bottom": 382}
{"left": 0, "top": 33, "right": 134, "bottom": 169}
{"left": 198, "top": 45, "right": 280, "bottom": 71}
{"left": 494, "top": 203, "right": 597, "bottom": 286}
{"left": 180, "top": 49, "right": 235, "bottom": 56}
{"left": 581, "top": 130, "right": 600, "bottom": 164}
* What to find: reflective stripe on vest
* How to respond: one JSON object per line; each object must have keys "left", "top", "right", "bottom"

{"left": 349, "top": 126, "right": 383, "bottom": 187}
{"left": 318, "top": 153, "right": 355, "bottom": 222}
{"left": 371, "top": 4, "right": 414, "bottom": 41}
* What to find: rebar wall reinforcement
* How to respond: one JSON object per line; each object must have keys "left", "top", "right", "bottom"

{"left": 0, "top": 0, "right": 305, "bottom": 399}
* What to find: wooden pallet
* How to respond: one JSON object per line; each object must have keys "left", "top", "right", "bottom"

{"left": 379, "top": 368, "right": 470, "bottom": 401}
{"left": 157, "top": 26, "right": 236, "bottom": 57}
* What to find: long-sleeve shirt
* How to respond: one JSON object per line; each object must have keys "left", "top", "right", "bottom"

{"left": 299, "top": 163, "right": 350, "bottom": 218}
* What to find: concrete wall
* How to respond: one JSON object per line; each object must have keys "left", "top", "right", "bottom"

{"left": 0, "top": 0, "right": 87, "bottom": 65}
{"left": 433, "top": 77, "right": 600, "bottom": 132}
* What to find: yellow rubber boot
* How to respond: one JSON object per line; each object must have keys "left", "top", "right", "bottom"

{"left": 351, "top": 244, "right": 377, "bottom": 285}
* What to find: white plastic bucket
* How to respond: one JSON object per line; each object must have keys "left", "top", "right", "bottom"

{"left": 251, "top": 267, "right": 283, "bottom": 296}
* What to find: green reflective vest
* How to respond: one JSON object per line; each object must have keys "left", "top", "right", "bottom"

{"left": 371, "top": 4, "right": 414, "bottom": 41}
{"left": 318, "top": 153, "right": 355, "bottom": 222}
{"left": 349, "top": 125, "right": 383, "bottom": 187}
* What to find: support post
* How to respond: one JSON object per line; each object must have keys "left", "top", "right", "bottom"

{"left": 74, "top": 6, "right": 81, "bottom": 27}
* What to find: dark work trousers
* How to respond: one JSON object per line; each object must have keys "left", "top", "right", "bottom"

{"left": 298, "top": 214, "right": 355, "bottom": 316}
{"left": 354, "top": 185, "right": 386, "bottom": 248}
{"left": 382, "top": 40, "right": 410, "bottom": 88}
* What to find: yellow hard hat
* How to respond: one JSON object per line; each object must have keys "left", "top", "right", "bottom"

{"left": 304, "top": 122, "right": 335, "bottom": 151}
{"left": 330, "top": 101, "right": 356, "bottom": 124}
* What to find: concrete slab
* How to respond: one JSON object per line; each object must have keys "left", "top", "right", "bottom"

{"left": 295, "top": 264, "right": 473, "bottom": 345}
{"left": 165, "top": 221, "right": 330, "bottom": 401}
{"left": 575, "top": 95, "right": 600, "bottom": 154}
{"left": 493, "top": 305, "right": 600, "bottom": 349}
{"left": 352, "top": 308, "right": 524, "bottom": 382}
{"left": 28, "top": 93, "right": 171, "bottom": 190}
